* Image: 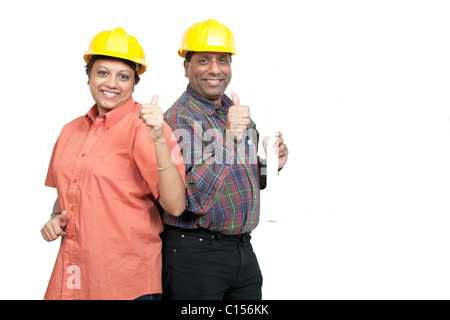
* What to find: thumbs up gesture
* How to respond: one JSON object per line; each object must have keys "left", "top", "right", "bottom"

{"left": 140, "top": 95, "right": 165, "bottom": 144}
{"left": 226, "top": 92, "right": 251, "bottom": 143}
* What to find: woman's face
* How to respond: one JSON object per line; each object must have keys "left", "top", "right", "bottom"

{"left": 88, "top": 58, "right": 135, "bottom": 115}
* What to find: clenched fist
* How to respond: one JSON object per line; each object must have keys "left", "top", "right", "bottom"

{"left": 41, "top": 211, "right": 67, "bottom": 242}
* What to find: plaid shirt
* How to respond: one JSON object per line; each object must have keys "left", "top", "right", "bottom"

{"left": 162, "top": 85, "right": 266, "bottom": 235}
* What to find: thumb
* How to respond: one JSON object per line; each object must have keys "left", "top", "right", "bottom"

{"left": 59, "top": 210, "right": 68, "bottom": 228}
{"left": 151, "top": 95, "right": 159, "bottom": 105}
{"left": 231, "top": 92, "right": 240, "bottom": 106}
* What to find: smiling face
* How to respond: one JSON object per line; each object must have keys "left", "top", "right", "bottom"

{"left": 88, "top": 58, "right": 136, "bottom": 115}
{"left": 184, "top": 52, "right": 232, "bottom": 105}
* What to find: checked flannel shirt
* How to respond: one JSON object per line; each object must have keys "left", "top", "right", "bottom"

{"left": 162, "top": 85, "right": 266, "bottom": 235}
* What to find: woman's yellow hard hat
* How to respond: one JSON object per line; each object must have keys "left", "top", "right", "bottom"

{"left": 178, "top": 19, "right": 236, "bottom": 58}
{"left": 84, "top": 28, "right": 147, "bottom": 75}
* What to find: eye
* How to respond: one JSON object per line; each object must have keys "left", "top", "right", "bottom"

{"left": 97, "top": 70, "right": 108, "bottom": 76}
{"left": 218, "top": 56, "right": 230, "bottom": 64}
{"left": 119, "top": 74, "right": 130, "bottom": 81}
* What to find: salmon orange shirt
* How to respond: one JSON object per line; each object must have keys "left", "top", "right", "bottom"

{"left": 44, "top": 97, "right": 185, "bottom": 300}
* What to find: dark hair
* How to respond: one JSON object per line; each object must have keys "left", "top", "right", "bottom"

{"left": 184, "top": 51, "right": 232, "bottom": 63}
{"left": 185, "top": 51, "right": 195, "bottom": 63}
{"left": 85, "top": 55, "right": 141, "bottom": 84}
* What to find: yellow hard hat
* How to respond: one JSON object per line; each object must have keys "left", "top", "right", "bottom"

{"left": 84, "top": 27, "right": 147, "bottom": 75}
{"left": 178, "top": 19, "right": 236, "bottom": 58}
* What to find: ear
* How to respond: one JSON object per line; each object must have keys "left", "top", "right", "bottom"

{"left": 183, "top": 60, "right": 189, "bottom": 78}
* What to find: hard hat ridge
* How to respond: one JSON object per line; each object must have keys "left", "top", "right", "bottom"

{"left": 178, "top": 19, "right": 236, "bottom": 58}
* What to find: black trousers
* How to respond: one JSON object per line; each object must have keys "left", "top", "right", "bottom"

{"left": 161, "top": 226, "right": 263, "bottom": 300}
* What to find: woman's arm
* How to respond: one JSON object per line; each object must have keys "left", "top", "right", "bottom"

{"left": 153, "top": 139, "right": 186, "bottom": 216}
{"left": 52, "top": 198, "right": 61, "bottom": 213}
{"left": 140, "top": 96, "right": 186, "bottom": 216}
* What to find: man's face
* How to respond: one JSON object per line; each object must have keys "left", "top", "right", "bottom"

{"left": 184, "top": 52, "right": 232, "bottom": 105}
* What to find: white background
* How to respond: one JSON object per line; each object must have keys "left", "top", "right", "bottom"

{"left": 1, "top": 0, "right": 450, "bottom": 300}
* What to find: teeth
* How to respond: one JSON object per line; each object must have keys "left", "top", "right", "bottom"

{"left": 206, "top": 80, "right": 220, "bottom": 83}
{"left": 103, "top": 91, "right": 118, "bottom": 97}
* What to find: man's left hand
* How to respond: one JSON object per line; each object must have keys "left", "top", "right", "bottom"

{"left": 264, "top": 132, "right": 289, "bottom": 169}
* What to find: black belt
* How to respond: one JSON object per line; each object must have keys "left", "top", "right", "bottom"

{"left": 163, "top": 224, "right": 251, "bottom": 242}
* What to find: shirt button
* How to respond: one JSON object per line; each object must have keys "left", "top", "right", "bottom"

{"left": 73, "top": 179, "right": 77, "bottom": 183}
{"left": 81, "top": 153, "right": 86, "bottom": 157}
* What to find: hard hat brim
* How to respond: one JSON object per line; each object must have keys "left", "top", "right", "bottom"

{"left": 178, "top": 48, "right": 236, "bottom": 58}
{"left": 84, "top": 51, "right": 147, "bottom": 75}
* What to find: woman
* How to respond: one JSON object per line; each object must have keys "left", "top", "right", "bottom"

{"left": 40, "top": 28, "right": 186, "bottom": 300}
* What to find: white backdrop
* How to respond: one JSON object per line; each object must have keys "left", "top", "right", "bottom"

{"left": 1, "top": 0, "right": 450, "bottom": 300}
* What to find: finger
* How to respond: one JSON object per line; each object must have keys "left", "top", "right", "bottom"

{"left": 230, "top": 105, "right": 249, "bottom": 110}
{"left": 52, "top": 224, "right": 66, "bottom": 237}
{"left": 274, "top": 131, "right": 283, "bottom": 137}
{"left": 276, "top": 143, "right": 287, "bottom": 155}
{"left": 140, "top": 107, "right": 152, "bottom": 116}
{"left": 143, "top": 114, "right": 164, "bottom": 126}
{"left": 233, "top": 107, "right": 250, "bottom": 116}
{"left": 142, "top": 108, "right": 163, "bottom": 117}
{"left": 53, "top": 223, "right": 66, "bottom": 240}
{"left": 59, "top": 211, "right": 68, "bottom": 229}
{"left": 47, "top": 224, "right": 59, "bottom": 240}
{"left": 41, "top": 229, "right": 49, "bottom": 241}
{"left": 235, "top": 125, "right": 248, "bottom": 133}
{"left": 275, "top": 136, "right": 283, "bottom": 148}
{"left": 151, "top": 95, "right": 159, "bottom": 105}
{"left": 239, "top": 118, "right": 251, "bottom": 126}
{"left": 231, "top": 92, "right": 240, "bottom": 106}
{"left": 139, "top": 107, "right": 146, "bottom": 119}
{"left": 146, "top": 118, "right": 164, "bottom": 128}
{"left": 142, "top": 114, "right": 158, "bottom": 121}
{"left": 278, "top": 148, "right": 288, "bottom": 157}
{"left": 279, "top": 144, "right": 288, "bottom": 155}
{"left": 42, "top": 227, "right": 55, "bottom": 241}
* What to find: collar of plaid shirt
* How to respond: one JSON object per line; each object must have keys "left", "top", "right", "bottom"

{"left": 162, "top": 85, "right": 262, "bottom": 235}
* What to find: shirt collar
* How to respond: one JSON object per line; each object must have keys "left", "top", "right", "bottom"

{"left": 186, "top": 84, "right": 233, "bottom": 115}
{"left": 85, "top": 97, "right": 136, "bottom": 131}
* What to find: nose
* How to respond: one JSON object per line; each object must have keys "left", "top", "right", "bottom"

{"left": 106, "top": 75, "right": 118, "bottom": 88}
{"left": 208, "top": 58, "right": 221, "bottom": 75}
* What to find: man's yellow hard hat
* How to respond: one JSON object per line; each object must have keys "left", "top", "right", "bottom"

{"left": 178, "top": 19, "right": 236, "bottom": 58}
{"left": 84, "top": 28, "right": 147, "bottom": 75}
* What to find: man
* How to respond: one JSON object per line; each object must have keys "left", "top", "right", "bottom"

{"left": 162, "top": 19, "right": 289, "bottom": 300}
